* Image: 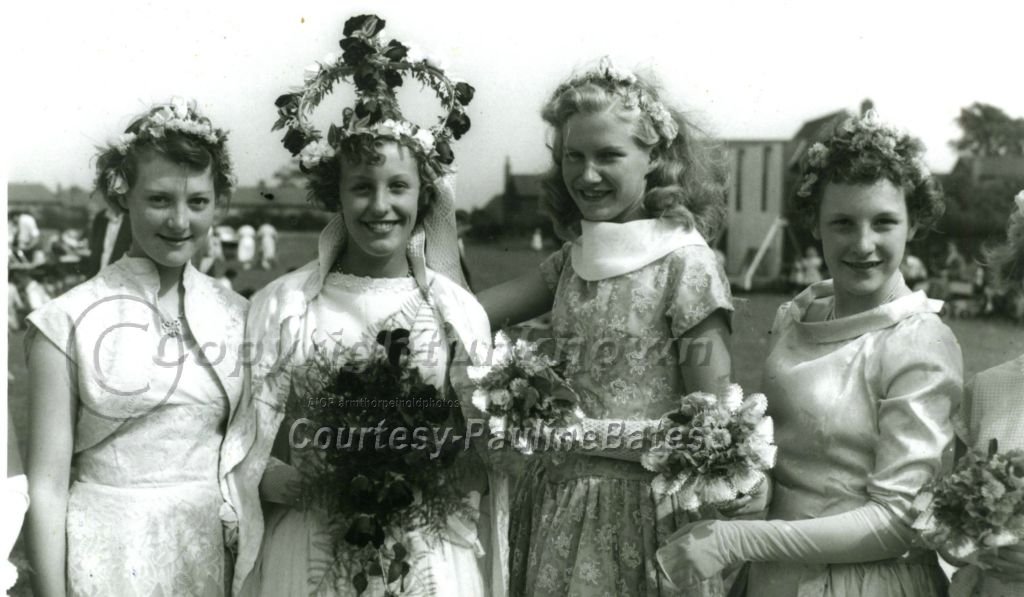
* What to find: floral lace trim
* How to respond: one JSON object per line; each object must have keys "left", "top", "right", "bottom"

{"left": 325, "top": 271, "right": 418, "bottom": 294}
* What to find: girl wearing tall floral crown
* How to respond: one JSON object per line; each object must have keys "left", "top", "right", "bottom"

{"left": 479, "top": 58, "right": 739, "bottom": 596}
{"left": 657, "top": 110, "right": 963, "bottom": 597}
{"left": 24, "top": 98, "right": 247, "bottom": 595}
{"left": 943, "top": 190, "right": 1024, "bottom": 596}
{"left": 221, "top": 15, "right": 504, "bottom": 597}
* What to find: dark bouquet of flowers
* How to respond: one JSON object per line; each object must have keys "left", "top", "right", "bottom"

{"left": 286, "top": 328, "right": 471, "bottom": 595}
{"left": 913, "top": 439, "right": 1024, "bottom": 561}
{"left": 466, "top": 331, "right": 582, "bottom": 454}
{"left": 642, "top": 385, "right": 775, "bottom": 513}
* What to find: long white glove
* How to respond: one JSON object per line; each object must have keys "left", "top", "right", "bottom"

{"left": 656, "top": 500, "right": 915, "bottom": 588}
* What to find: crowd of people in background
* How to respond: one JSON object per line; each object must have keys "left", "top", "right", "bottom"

{"left": 788, "top": 239, "right": 1024, "bottom": 322}
{"left": 7, "top": 211, "right": 278, "bottom": 330}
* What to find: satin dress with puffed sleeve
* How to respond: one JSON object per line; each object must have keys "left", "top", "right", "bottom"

{"left": 745, "top": 279, "right": 962, "bottom": 597}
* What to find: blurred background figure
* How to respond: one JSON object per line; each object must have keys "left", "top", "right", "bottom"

{"left": 214, "top": 267, "right": 237, "bottom": 291}
{"left": 9, "top": 212, "right": 46, "bottom": 268}
{"left": 530, "top": 226, "right": 543, "bottom": 251}
{"left": 21, "top": 272, "right": 52, "bottom": 312}
{"left": 944, "top": 240, "right": 968, "bottom": 281}
{"left": 236, "top": 223, "right": 256, "bottom": 270}
{"left": 800, "top": 246, "right": 823, "bottom": 284}
{"left": 8, "top": 276, "right": 26, "bottom": 332}
{"left": 194, "top": 229, "right": 225, "bottom": 275}
{"left": 85, "top": 206, "right": 131, "bottom": 278}
{"left": 900, "top": 252, "right": 929, "bottom": 293}
{"left": 51, "top": 229, "right": 89, "bottom": 263}
{"left": 257, "top": 222, "right": 278, "bottom": 270}
{"left": 789, "top": 245, "right": 824, "bottom": 290}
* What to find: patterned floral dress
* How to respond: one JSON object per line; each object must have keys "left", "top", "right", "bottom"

{"left": 508, "top": 219, "right": 734, "bottom": 597}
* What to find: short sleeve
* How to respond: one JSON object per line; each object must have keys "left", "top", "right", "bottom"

{"left": 868, "top": 315, "right": 963, "bottom": 520}
{"left": 951, "top": 376, "right": 975, "bottom": 447}
{"left": 665, "top": 246, "right": 734, "bottom": 337}
{"left": 538, "top": 242, "right": 572, "bottom": 293}
{"left": 24, "top": 300, "right": 76, "bottom": 363}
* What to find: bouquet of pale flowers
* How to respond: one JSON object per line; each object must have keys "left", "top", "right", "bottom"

{"left": 642, "top": 384, "right": 775, "bottom": 513}
{"left": 467, "top": 331, "right": 582, "bottom": 454}
{"left": 912, "top": 439, "right": 1024, "bottom": 562}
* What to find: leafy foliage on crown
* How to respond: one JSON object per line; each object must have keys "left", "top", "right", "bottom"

{"left": 272, "top": 14, "right": 475, "bottom": 176}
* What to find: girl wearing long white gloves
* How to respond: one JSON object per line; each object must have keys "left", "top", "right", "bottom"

{"left": 657, "top": 111, "right": 963, "bottom": 597}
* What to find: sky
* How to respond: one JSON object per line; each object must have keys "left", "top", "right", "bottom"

{"left": 4, "top": 0, "right": 1023, "bottom": 211}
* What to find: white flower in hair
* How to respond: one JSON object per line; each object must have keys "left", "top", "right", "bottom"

{"left": 303, "top": 63, "right": 321, "bottom": 83}
{"left": 413, "top": 128, "right": 435, "bottom": 152}
{"left": 299, "top": 139, "right": 336, "bottom": 168}
{"left": 112, "top": 133, "right": 137, "bottom": 155}
{"left": 170, "top": 96, "right": 191, "bottom": 120}
{"left": 807, "top": 142, "right": 829, "bottom": 168}
{"left": 598, "top": 56, "right": 636, "bottom": 85}
{"left": 107, "top": 171, "right": 129, "bottom": 195}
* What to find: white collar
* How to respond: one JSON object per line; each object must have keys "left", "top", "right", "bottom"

{"left": 570, "top": 218, "right": 709, "bottom": 281}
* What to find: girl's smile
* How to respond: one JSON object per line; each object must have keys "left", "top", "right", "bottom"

{"left": 815, "top": 179, "right": 916, "bottom": 316}
{"left": 561, "top": 109, "right": 657, "bottom": 224}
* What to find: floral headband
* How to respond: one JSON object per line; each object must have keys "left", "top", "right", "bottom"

{"left": 273, "top": 14, "right": 474, "bottom": 180}
{"left": 99, "top": 97, "right": 233, "bottom": 197}
{"left": 553, "top": 56, "right": 679, "bottom": 146}
{"left": 796, "top": 109, "right": 930, "bottom": 198}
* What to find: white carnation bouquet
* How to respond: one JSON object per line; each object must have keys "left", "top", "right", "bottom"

{"left": 642, "top": 385, "right": 776, "bottom": 512}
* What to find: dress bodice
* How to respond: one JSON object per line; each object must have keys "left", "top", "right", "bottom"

{"left": 762, "top": 282, "right": 962, "bottom": 523}
{"left": 540, "top": 239, "right": 732, "bottom": 420}
{"left": 73, "top": 332, "right": 227, "bottom": 486}
{"left": 298, "top": 272, "right": 448, "bottom": 389}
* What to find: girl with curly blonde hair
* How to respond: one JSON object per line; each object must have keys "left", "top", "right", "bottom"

{"left": 481, "top": 58, "right": 739, "bottom": 596}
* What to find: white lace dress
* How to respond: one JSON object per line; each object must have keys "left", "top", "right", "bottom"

{"left": 247, "top": 272, "right": 486, "bottom": 597}
{"left": 26, "top": 256, "right": 247, "bottom": 596}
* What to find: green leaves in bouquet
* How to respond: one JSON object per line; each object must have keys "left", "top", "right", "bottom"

{"left": 287, "top": 329, "right": 472, "bottom": 595}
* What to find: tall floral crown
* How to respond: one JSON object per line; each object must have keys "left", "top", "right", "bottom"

{"left": 552, "top": 56, "right": 678, "bottom": 146}
{"left": 273, "top": 14, "right": 474, "bottom": 180}
{"left": 96, "top": 97, "right": 234, "bottom": 199}
{"left": 796, "top": 109, "right": 931, "bottom": 199}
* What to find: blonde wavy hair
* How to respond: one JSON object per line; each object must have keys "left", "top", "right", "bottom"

{"left": 539, "top": 66, "right": 727, "bottom": 241}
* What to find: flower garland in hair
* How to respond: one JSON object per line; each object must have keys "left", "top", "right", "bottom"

{"left": 796, "top": 109, "right": 931, "bottom": 199}
{"left": 553, "top": 56, "right": 679, "bottom": 147}
{"left": 273, "top": 14, "right": 475, "bottom": 180}
{"left": 98, "top": 96, "right": 234, "bottom": 198}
